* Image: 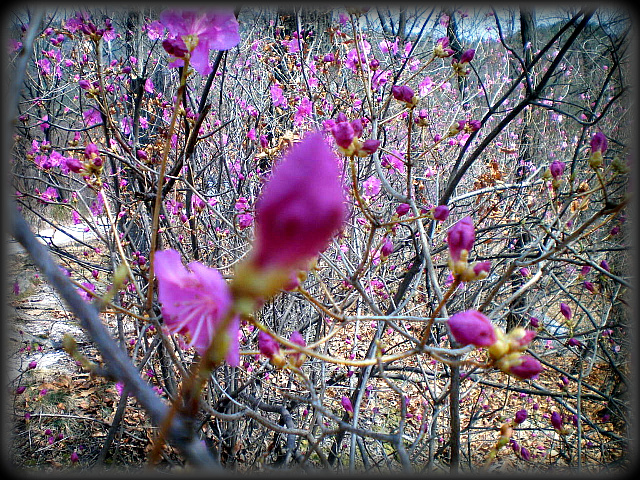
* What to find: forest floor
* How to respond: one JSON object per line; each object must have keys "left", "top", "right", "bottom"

{"left": 4, "top": 239, "right": 631, "bottom": 474}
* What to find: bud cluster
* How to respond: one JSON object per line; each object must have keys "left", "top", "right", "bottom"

{"left": 446, "top": 216, "right": 490, "bottom": 282}
{"left": 327, "top": 112, "right": 381, "bottom": 157}
{"left": 446, "top": 310, "right": 543, "bottom": 380}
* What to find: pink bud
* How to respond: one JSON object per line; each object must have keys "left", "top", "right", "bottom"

{"left": 514, "top": 409, "right": 528, "bottom": 424}
{"left": 65, "top": 157, "right": 84, "bottom": 173}
{"left": 549, "top": 160, "right": 565, "bottom": 179}
{"left": 508, "top": 355, "right": 543, "bottom": 380}
{"left": 459, "top": 49, "right": 475, "bottom": 64}
{"left": 473, "top": 261, "right": 491, "bottom": 278}
{"left": 380, "top": 237, "right": 394, "bottom": 258}
{"left": 396, "top": 203, "right": 411, "bottom": 217}
{"left": 331, "top": 121, "right": 355, "bottom": 149}
{"left": 550, "top": 411, "right": 563, "bottom": 431}
{"left": 289, "top": 330, "right": 306, "bottom": 366}
{"left": 357, "top": 139, "right": 381, "bottom": 156}
{"left": 391, "top": 85, "right": 417, "bottom": 105}
{"left": 433, "top": 205, "right": 450, "bottom": 221}
{"left": 350, "top": 118, "right": 363, "bottom": 138}
{"left": 447, "top": 310, "right": 497, "bottom": 347}
{"left": 590, "top": 132, "right": 608, "bottom": 153}
{"left": 560, "top": 302, "right": 572, "bottom": 320}
{"left": 341, "top": 395, "right": 354, "bottom": 414}
{"left": 252, "top": 132, "right": 347, "bottom": 270}
{"left": 258, "top": 331, "right": 280, "bottom": 359}
{"left": 447, "top": 216, "right": 475, "bottom": 263}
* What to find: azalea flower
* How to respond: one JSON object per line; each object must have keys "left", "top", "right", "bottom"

{"left": 447, "top": 216, "right": 475, "bottom": 265}
{"left": 154, "top": 249, "right": 238, "bottom": 365}
{"left": 159, "top": 8, "right": 240, "bottom": 75}
{"left": 447, "top": 310, "right": 497, "bottom": 347}
{"left": 341, "top": 395, "right": 354, "bottom": 415}
{"left": 251, "top": 132, "right": 347, "bottom": 271}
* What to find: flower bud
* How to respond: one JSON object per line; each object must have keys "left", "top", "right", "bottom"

{"left": 258, "top": 331, "right": 285, "bottom": 368}
{"left": 459, "top": 49, "right": 475, "bottom": 64}
{"left": 499, "top": 353, "right": 543, "bottom": 380}
{"left": 447, "top": 216, "right": 475, "bottom": 270}
{"left": 391, "top": 85, "right": 418, "bottom": 107}
{"left": 289, "top": 330, "right": 307, "bottom": 367}
{"left": 396, "top": 203, "right": 411, "bottom": 217}
{"left": 447, "top": 310, "right": 497, "bottom": 347}
{"left": 341, "top": 395, "right": 354, "bottom": 415}
{"left": 560, "top": 302, "right": 572, "bottom": 321}
{"left": 432, "top": 205, "right": 450, "bottom": 222}
{"left": 514, "top": 409, "right": 528, "bottom": 424}
{"left": 549, "top": 160, "right": 565, "bottom": 179}
{"left": 433, "top": 37, "right": 454, "bottom": 58}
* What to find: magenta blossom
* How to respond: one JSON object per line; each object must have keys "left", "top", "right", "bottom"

{"left": 391, "top": 85, "right": 418, "bottom": 107}
{"left": 459, "top": 48, "right": 475, "bottom": 64}
{"left": 433, "top": 37, "right": 454, "bottom": 58}
{"left": 447, "top": 216, "right": 475, "bottom": 264}
{"left": 590, "top": 132, "right": 608, "bottom": 154}
{"left": 508, "top": 355, "right": 543, "bottom": 380}
{"left": 549, "top": 160, "right": 565, "bottom": 179}
{"left": 432, "top": 205, "right": 450, "bottom": 222}
{"left": 154, "top": 249, "right": 238, "bottom": 364}
{"left": 289, "top": 331, "right": 307, "bottom": 367}
{"left": 396, "top": 203, "right": 411, "bottom": 217}
{"left": 341, "top": 395, "right": 354, "bottom": 414}
{"left": 560, "top": 302, "right": 572, "bottom": 321}
{"left": 159, "top": 9, "right": 240, "bottom": 75}
{"left": 514, "top": 409, "right": 528, "bottom": 424}
{"left": 447, "top": 310, "right": 497, "bottom": 347}
{"left": 252, "top": 132, "right": 347, "bottom": 270}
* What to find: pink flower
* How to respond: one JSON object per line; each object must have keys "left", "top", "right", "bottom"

{"left": 447, "top": 216, "right": 475, "bottom": 263}
{"left": 447, "top": 310, "right": 497, "bottom": 347}
{"left": 549, "top": 160, "right": 565, "bottom": 179}
{"left": 560, "top": 302, "right": 572, "bottom": 321}
{"left": 508, "top": 355, "right": 543, "bottom": 380}
{"left": 77, "top": 282, "right": 95, "bottom": 302}
{"left": 270, "top": 84, "right": 287, "bottom": 108}
{"left": 396, "top": 203, "right": 411, "bottom": 217}
{"left": 252, "top": 132, "right": 347, "bottom": 270}
{"left": 154, "top": 249, "right": 238, "bottom": 364}
{"left": 590, "top": 132, "right": 608, "bottom": 153}
{"left": 459, "top": 48, "right": 475, "bottom": 64}
{"left": 362, "top": 175, "right": 381, "bottom": 198}
{"left": 433, "top": 37, "right": 454, "bottom": 58}
{"left": 159, "top": 9, "right": 240, "bottom": 75}
{"left": 341, "top": 395, "right": 354, "bottom": 414}
{"left": 432, "top": 205, "right": 450, "bottom": 221}
{"left": 391, "top": 85, "right": 418, "bottom": 106}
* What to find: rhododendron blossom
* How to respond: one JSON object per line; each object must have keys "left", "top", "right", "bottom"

{"left": 159, "top": 8, "right": 240, "bottom": 75}
{"left": 154, "top": 249, "right": 239, "bottom": 365}
{"left": 447, "top": 310, "right": 497, "bottom": 347}
{"left": 251, "top": 132, "right": 347, "bottom": 271}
